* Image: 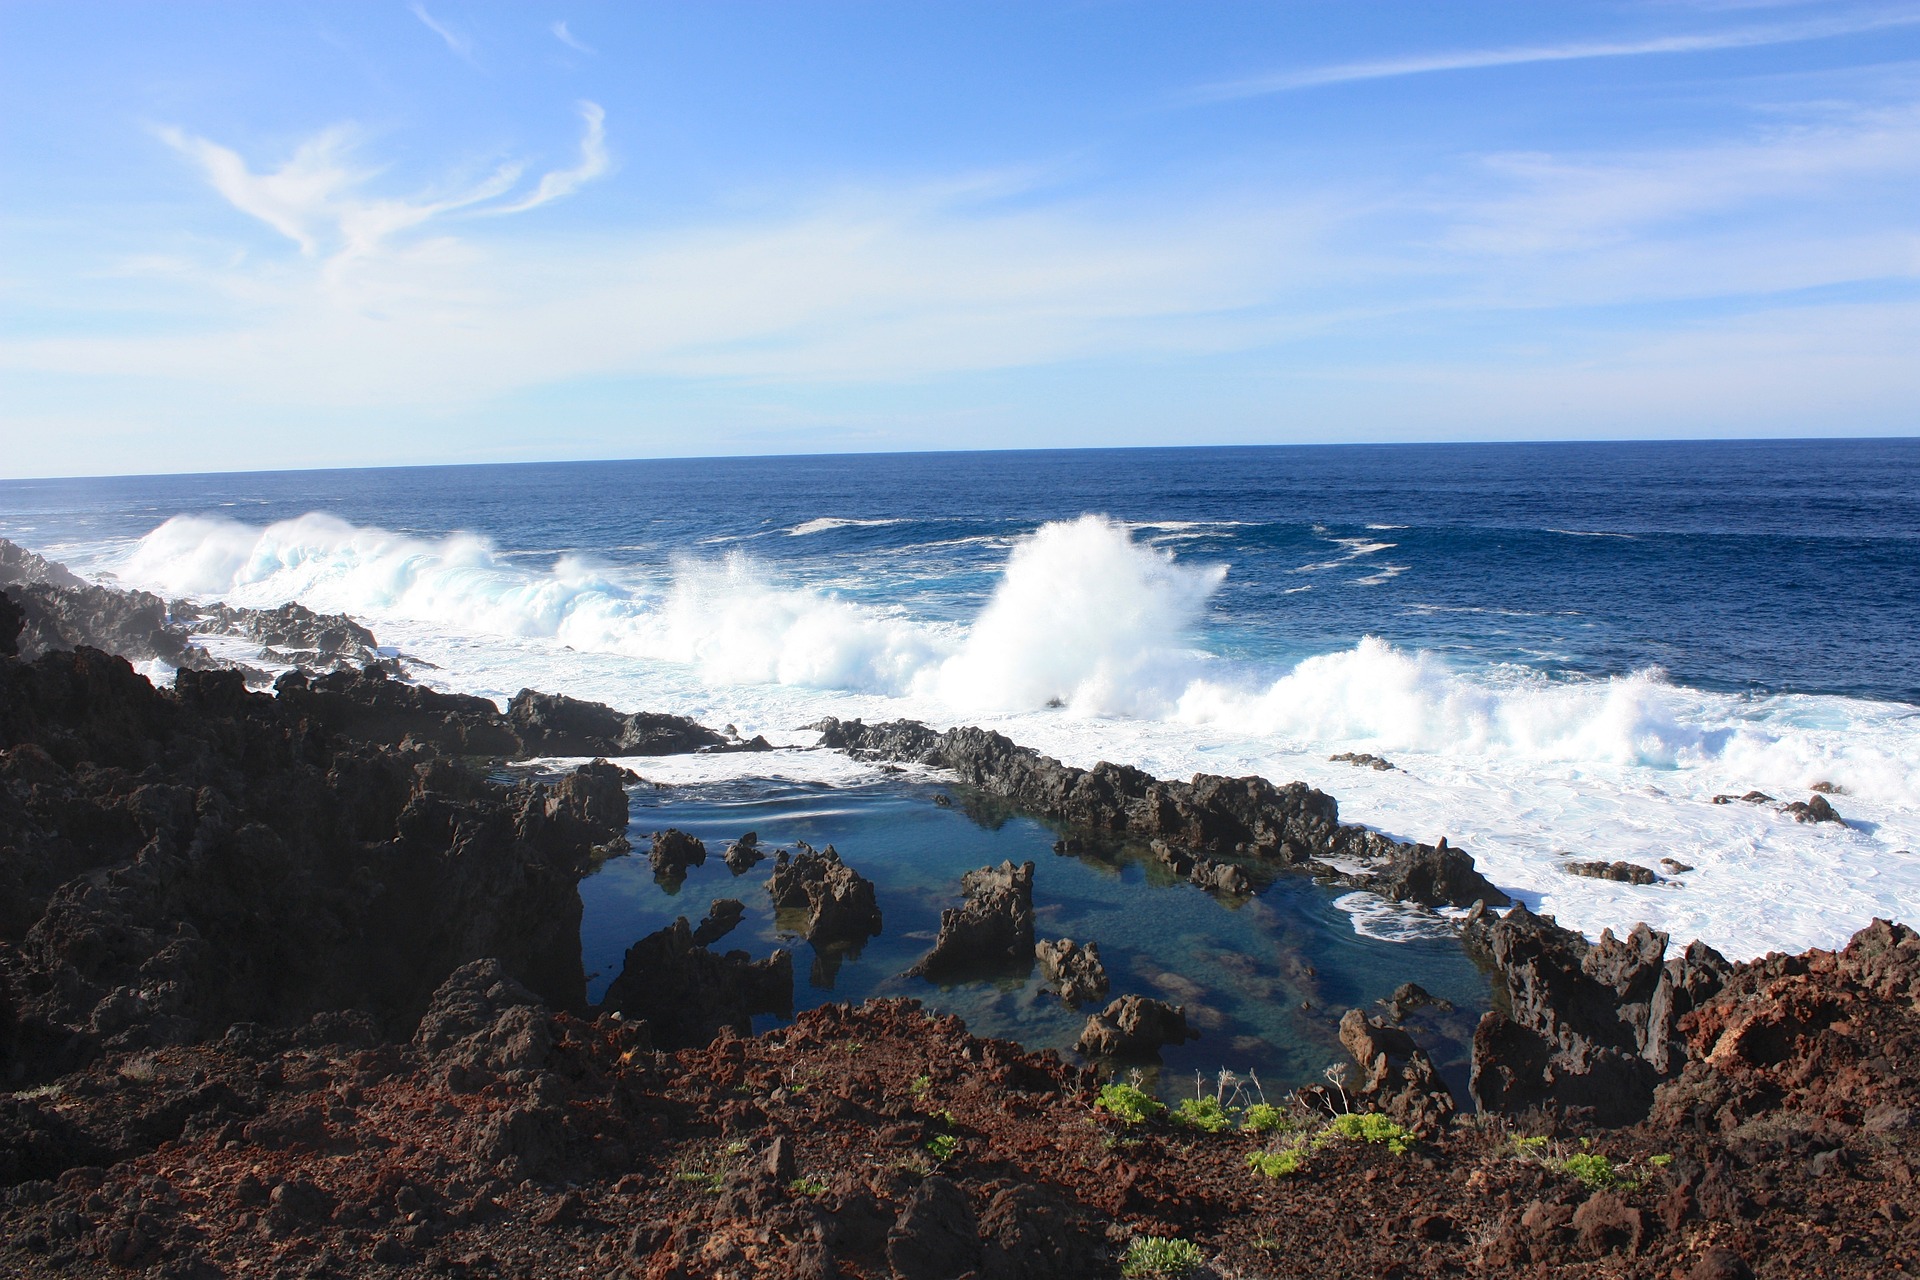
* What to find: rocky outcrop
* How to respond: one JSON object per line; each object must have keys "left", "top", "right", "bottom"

{"left": 1783, "top": 793, "right": 1845, "bottom": 825}
{"left": 765, "top": 844, "right": 882, "bottom": 946}
{"left": 506, "top": 689, "right": 735, "bottom": 756}
{"left": 1466, "top": 907, "right": 1729, "bottom": 1123}
{"left": 1034, "top": 938, "right": 1109, "bottom": 1006}
{"left": 1362, "top": 836, "right": 1511, "bottom": 908}
{"left": 723, "top": 831, "right": 766, "bottom": 874}
{"left": 692, "top": 899, "right": 747, "bottom": 947}
{"left": 909, "top": 860, "right": 1035, "bottom": 981}
{"left": 812, "top": 717, "right": 1508, "bottom": 911}
{"left": 1566, "top": 860, "right": 1659, "bottom": 885}
{"left": 649, "top": 829, "right": 708, "bottom": 882}
{"left": 597, "top": 918, "right": 792, "bottom": 1049}
{"left": 173, "top": 600, "right": 378, "bottom": 670}
{"left": 1337, "top": 1008, "right": 1457, "bottom": 1135}
{"left": 1073, "top": 994, "right": 1196, "bottom": 1059}
{"left": 1330, "top": 751, "right": 1395, "bottom": 771}
{"left": 1150, "top": 838, "right": 1253, "bottom": 895}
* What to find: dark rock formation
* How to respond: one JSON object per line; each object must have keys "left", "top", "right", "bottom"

{"left": 1660, "top": 858, "right": 1693, "bottom": 874}
{"left": 1363, "top": 836, "right": 1511, "bottom": 908}
{"left": 692, "top": 899, "right": 747, "bottom": 947}
{"left": 173, "top": 600, "right": 378, "bottom": 669}
{"left": 1337, "top": 1008, "right": 1457, "bottom": 1135}
{"left": 1385, "top": 982, "right": 1452, "bottom": 1020}
{"left": 722, "top": 831, "right": 765, "bottom": 874}
{"left": 909, "top": 860, "right": 1035, "bottom": 981}
{"left": 812, "top": 717, "right": 1507, "bottom": 911}
{"left": 1710, "top": 791, "right": 1773, "bottom": 805}
{"left": 1466, "top": 906, "right": 1728, "bottom": 1123}
{"left": 1566, "top": 859, "right": 1659, "bottom": 885}
{"left": 765, "top": 844, "right": 882, "bottom": 946}
{"left": 0, "top": 541, "right": 85, "bottom": 590}
{"left": 597, "top": 918, "right": 791, "bottom": 1049}
{"left": 1784, "top": 793, "right": 1845, "bottom": 825}
{"left": 649, "top": 829, "right": 708, "bottom": 882}
{"left": 506, "top": 689, "right": 732, "bottom": 756}
{"left": 1034, "top": 938, "right": 1109, "bottom": 1006}
{"left": 1073, "top": 994, "right": 1196, "bottom": 1059}
{"left": 1330, "top": 751, "right": 1395, "bottom": 771}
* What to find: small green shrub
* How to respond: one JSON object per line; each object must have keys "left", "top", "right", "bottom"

{"left": 1246, "top": 1147, "right": 1305, "bottom": 1178}
{"left": 1509, "top": 1134, "right": 1549, "bottom": 1155}
{"left": 1327, "top": 1112, "right": 1415, "bottom": 1154}
{"left": 788, "top": 1176, "right": 827, "bottom": 1196}
{"left": 1241, "top": 1102, "right": 1289, "bottom": 1134}
{"left": 926, "top": 1134, "right": 960, "bottom": 1164}
{"left": 1120, "top": 1235, "right": 1205, "bottom": 1278}
{"left": 1096, "top": 1082, "right": 1165, "bottom": 1126}
{"left": 1173, "top": 1096, "right": 1234, "bottom": 1134}
{"left": 1560, "top": 1152, "right": 1618, "bottom": 1188}
{"left": 1647, "top": 1153, "right": 1673, "bottom": 1169}
{"left": 910, "top": 1074, "right": 932, "bottom": 1099}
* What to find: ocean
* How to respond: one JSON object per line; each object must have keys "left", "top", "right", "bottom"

{"left": 3, "top": 438, "right": 1917, "bottom": 1087}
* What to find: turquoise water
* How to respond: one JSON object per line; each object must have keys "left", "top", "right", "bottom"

{"left": 581, "top": 772, "right": 1492, "bottom": 1098}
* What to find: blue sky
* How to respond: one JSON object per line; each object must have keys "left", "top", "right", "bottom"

{"left": 2, "top": 1, "right": 1918, "bottom": 476}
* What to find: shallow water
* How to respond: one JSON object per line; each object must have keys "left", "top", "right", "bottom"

{"left": 578, "top": 760, "right": 1493, "bottom": 1100}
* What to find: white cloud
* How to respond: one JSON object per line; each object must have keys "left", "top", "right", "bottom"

{"left": 155, "top": 125, "right": 362, "bottom": 255}
{"left": 1195, "top": 7, "right": 1920, "bottom": 99}
{"left": 552, "top": 20, "right": 594, "bottom": 55}
{"left": 410, "top": 3, "right": 475, "bottom": 62}
{"left": 489, "top": 102, "right": 609, "bottom": 214}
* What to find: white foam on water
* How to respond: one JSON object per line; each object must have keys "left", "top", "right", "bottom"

{"left": 92, "top": 509, "right": 1920, "bottom": 961}
{"left": 787, "top": 517, "right": 914, "bottom": 537}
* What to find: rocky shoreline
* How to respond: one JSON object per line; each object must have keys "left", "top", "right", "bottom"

{"left": 3, "top": 546, "right": 1917, "bottom": 1276}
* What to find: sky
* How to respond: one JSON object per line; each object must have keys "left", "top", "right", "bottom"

{"left": 2, "top": 1, "right": 1918, "bottom": 477}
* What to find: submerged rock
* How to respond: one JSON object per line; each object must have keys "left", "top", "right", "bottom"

{"left": 1073, "top": 994, "right": 1196, "bottom": 1059}
{"left": 1149, "top": 839, "right": 1254, "bottom": 896}
{"left": 1364, "top": 836, "right": 1510, "bottom": 908}
{"left": 1565, "top": 859, "right": 1659, "bottom": 885}
{"left": 909, "top": 860, "right": 1035, "bottom": 981}
{"left": 1783, "top": 793, "right": 1845, "bottom": 825}
{"left": 765, "top": 844, "right": 882, "bottom": 946}
{"left": 1035, "top": 938, "right": 1109, "bottom": 1006}
{"left": 1330, "top": 751, "right": 1395, "bottom": 771}
{"left": 692, "top": 898, "right": 748, "bottom": 947}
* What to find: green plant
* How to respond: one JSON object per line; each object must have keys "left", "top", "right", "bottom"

{"left": 934, "top": 1109, "right": 956, "bottom": 1129}
{"left": 1096, "top": 1081, "right": 1165, "bottom": 1126}
{"left": 1120, "top": 1235, "right": 1205, "bottom": 1278}
{"left": 1327, "top": 1112, "right": 1415, "bottom": 1154}
{"left": 675, "top": 1170, "right": 725, "bottom": 1193}
{"left": 1174, "top": 1096, "right": 1234, "bottom": 1134}
{"left": 1509, "top": 1134, "right": 1550, "bottom": 1155}
{"left": 1246, "top": 1147, "right": 1305, "bottom": 1178}
{"left": 910, "top": 1074, "right": 932, "bottom": 1099}
{"left": 1647, "top": 1153, "right": 1673, "bottom": 1169}
{"left": 926, "top": 1134, "right": 960, "bottom": 1164}
{"left": 1560, "top": 1152, "right": 1619, "bottom": 1189}
{"left": 1241, "top": 1102, "right": 1290, "bottom": 1134}
{"left": 788, "top": 1177, "right": 828, "bottom": 1196}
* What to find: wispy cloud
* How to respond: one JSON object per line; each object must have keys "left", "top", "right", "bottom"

{"left": 551, "top": 20, "right": 594, "bottom": 55}
{"left": 1195, "top": 7, "right": 1920, "bottom": 99}
{"left": 410, "top": 2, "right": 475, "bottom": 63}
{"left": 490, "top": 102, "right": 609, "bottom": 214}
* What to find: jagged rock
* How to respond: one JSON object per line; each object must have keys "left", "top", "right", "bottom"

{"left": 722, "top": 831, "right": 765, "bottom": 874}
{"left": 1386, "top": 982, "right": 1451, "bottom": 1019}
{"left": 411, "top": 960, "right": 553, "bottom": 1078}
{"left": 1364, "top": 836, "right": 1511, "bottom": 908}
{"left": 1330, "top": 751, "right": 1395, "bottom": 771}
{"left": 1035, "top": 938, "right": 1109, "bottom": 1006}
{"left": 0, "top": 540, "right": 86, "bottom": 590}
{"left": 174, "top": 600, "right": 378, "bottom": 668}
{"left": 506, "top": 689, "right": 730, "bottom": 756}
{"left": 649, "top": 829, "right": 708, "bottom": 882}
{"left": 909, "top": 860, "right": 1035, "bottom": 981}
{"left": 1466, "top": 908, "right": 1727, "bottom": 1123}
{"left": 1661, "top": 858, "right": 1693, "bottom": 874}
{"left": 598, "top": 918, "right": 791, "bottom": 1049}
{"left": 0, "top": 589, "right": 24, "bottom": 657}
{"left": 886, "top": 1175, "right": 979, "bottom": 1280}
{"left": 692, "top": 899, "right": 747, "bottom": 947}
{"left": 1710, "top": 790, "right": 1773, "bottom": 805}
{"left": 765, "top": 845, "right": 881, "bottom": 946}
{"left": 1337, "top": 1008, "right": 1457, "bottom": 1135}
{"left": 1565, "top": 860, "right": 1659, "bottom": 885}
{"left": 1074, "top": 994, "right": 1196, "bottom": 1059}
{"left": 1783, "top": 794, "right": 1844, "bottom": 825}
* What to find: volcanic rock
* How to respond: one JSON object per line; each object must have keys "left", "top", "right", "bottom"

{"left": 1566, "top": 859, "right": 1659, "bottom": 885}
{"left": 692, "top": 899, "right": 748, "bottom": 947}
{"left": 1365, "top": 836, "right": 1511, "bottom": 907}
{"left": 909, "top": 860, "right": 1035, "bottom": 981}
{"left": 649, "top": 829, "right": 708, "bottom": 882}
{"left": 1784, "top": 793, "right": 1845, "bottom": 825}
{"left": 1330, "top": 751, "right": 1395, "bottom": 771}
{"left": 507, "top": 688, "right": 730, "bottom": 756}
{"left": 1034, "top": 938, "right": 1109, "bottom": 1006}
{"left": 1337, "top": 1008, "right": 1457, "bottom": 1135}
{"left": 722, "top": 831, "right": 766, "bottom": 874}
{"left": 765, "top": 844, "right": 882, "bottom": 946}
{"left": 1073, "top": 994, "right": 1196, "bottom": 1059}
{"left": 1150, "top": 838, "right": 1254, "bottom": 896}
{"left": 598, "top": 918, "right": 792, "bottom": 1049}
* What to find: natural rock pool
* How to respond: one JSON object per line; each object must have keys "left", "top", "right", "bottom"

{"left": 580, "top": 761, "right": 1494, "bottom": 1099}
